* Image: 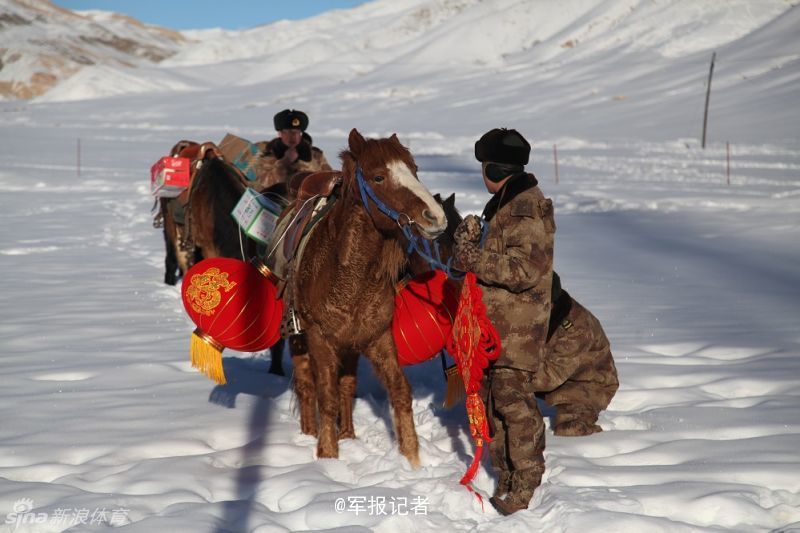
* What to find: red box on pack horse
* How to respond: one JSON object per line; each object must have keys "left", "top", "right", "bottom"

{"left": 151, "top": 156, "right": 191, "bottom": 197}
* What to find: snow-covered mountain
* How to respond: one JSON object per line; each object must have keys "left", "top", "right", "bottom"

{"left": 4, "top": 0, "right": 798, "bottom": 144}
{"left": 0, "top": 0, "right": 186, "bottom": 100}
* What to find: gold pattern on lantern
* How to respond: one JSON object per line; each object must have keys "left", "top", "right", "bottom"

{"left": 186, "top": 267, "right": 237, "bottom": 316}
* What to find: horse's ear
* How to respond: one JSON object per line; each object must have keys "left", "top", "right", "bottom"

{"left": 348, "top": 129, "right": 366, "bottom": 155}
{"left": 444, "top": 193, "right": 455, "bottom": 209}
{"left": 389, "top": 133, "right": 400, "bottom": 144}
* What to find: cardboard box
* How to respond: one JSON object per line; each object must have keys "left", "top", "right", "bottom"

{"left": 151, "top": 156, "right": 191, "bottom": 197}
{"left": 219, "top": 133, "right": 261, "bottom": 182}
{"left": 231, "top": 188, "right": 283, "bottom": 244}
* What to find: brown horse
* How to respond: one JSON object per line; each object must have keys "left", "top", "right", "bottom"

{"left": 329, "top": 192, "right": 463, "bottom": 445}
{"left": 290, "top": 129, "right": 447, "bottom": 466}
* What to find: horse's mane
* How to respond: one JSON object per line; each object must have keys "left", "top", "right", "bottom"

{"left": 191, "top": 158, "right": 250, "bottom": 259}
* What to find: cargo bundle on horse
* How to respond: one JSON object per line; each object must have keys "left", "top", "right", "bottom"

{"left": 156, "top": 139, "right": 293, "bottom": 285}
{"left": 284, "top": 129, "right": 447, "bottom": 466}
{"left": 156, "top": 140, "right": 203, "bottom": 286}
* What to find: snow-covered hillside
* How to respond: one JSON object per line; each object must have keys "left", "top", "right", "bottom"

{"left": 0, "top": 0, "right": 186, "bottom": 100}
{"left": 25, "top": 0, "right": 799, "bottom": 144}
{"left": 0, "top": 1, "right": 798, "bottom": 532}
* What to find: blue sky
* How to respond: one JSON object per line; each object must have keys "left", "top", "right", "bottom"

{"left": 52, "top": 1, "right": 368, "bottom": 30}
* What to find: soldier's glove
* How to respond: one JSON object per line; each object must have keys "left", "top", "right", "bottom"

{"left": 453, "top": 239, "right": 481, "bottom": 271}
{"left": 454, "top": 214, "right": 482, "bottom": 245}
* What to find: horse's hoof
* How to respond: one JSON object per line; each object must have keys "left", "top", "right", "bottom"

{"left": 268, "top": 367, "right": 285, "bottom": 377}
{"left": 406, "top": 454, "right": 421, "bottom": 470}
{"left": 317, "top": 444, "right": 339, "bottom": 459}
{"left": 301, "top": 425, "right": 318, "bottom": 438}
{"left": 164, "top": 274, "right": 177, "bottom": 286}
{"left": 338, "top": 429, "right": 356, "bottom": 440}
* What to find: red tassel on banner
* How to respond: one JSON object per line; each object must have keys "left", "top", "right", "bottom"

{"left": 446, "top": 272, "right": 501, "bottom": 506}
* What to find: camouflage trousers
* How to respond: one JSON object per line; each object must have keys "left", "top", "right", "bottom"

{"left": 534, "top": 300, "right": 619, "bottom": 429}
{"left": 482, "top": 368, "right": 545, "bottom": 497}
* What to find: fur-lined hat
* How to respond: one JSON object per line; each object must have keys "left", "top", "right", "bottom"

{"left": 474, "top": 128, "right": 530, "bottom": 165}
{"left": 274, "top": 109, "right": 309, "bottom": 131}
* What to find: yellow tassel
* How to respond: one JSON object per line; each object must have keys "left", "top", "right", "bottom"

{"left": 190, "top": 328, "right": 227, "bottom": 385}
{"left": 443, "top": 364, "right": 466, "bottom": 408}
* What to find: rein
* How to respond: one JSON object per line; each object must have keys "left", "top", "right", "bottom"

{"left": 355, "top": 166, "right": 465, "bottom": 280}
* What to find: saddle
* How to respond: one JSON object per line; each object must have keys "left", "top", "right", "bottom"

{"left": 284, "top": 171, "right": 342, "bottom": 259}
{"left": 294, "top": 170, "right": 342, "bottom": 205}
{"left": 263, "top": 170, "right": 342, "bottom": 290}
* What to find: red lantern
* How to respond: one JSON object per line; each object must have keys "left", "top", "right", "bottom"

{"left": 393, "top": 270, "right": 459, "bottom": 366}
{"left": 181, "top": 257, "right": 283, "bottom": 384}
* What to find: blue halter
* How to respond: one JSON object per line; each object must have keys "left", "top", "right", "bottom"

{"left": 356, "top": 166, "right": 408, "bottom": 226}
{"left": 355, "top": 165, "right": 475, "bottom": 280}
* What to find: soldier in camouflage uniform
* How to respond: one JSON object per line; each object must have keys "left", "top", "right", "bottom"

{"left": 453, "top": 128, "right": 555, "bottom": 516}
{"left": 539, "top": 272, "right": 619, "bottom": 437}
{"left": 254, "top": 109, "right": 332, "bottom": 191}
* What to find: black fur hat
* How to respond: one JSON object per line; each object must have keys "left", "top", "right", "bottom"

{"left": 474, "top": 128, "right": 530, "bottom": 165}
{"left": 273, "top": 109, "right": 309, "bottom": 131}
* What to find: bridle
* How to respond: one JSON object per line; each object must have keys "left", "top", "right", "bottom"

{"left": 355, "top": 165, "right": 468, "bottom": 280}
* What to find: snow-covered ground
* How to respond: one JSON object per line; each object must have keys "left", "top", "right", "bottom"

{"left": 1, "top": 1, "right": 799, "bottom": 531}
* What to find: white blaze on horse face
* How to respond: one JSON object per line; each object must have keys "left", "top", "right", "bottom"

{"left": 387, "top": 160, "right": 447, "bottom": 236}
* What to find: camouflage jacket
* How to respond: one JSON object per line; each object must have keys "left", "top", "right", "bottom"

{"left": 475, "top": 173, "right": 555, "bottom": 372}
{"left": 254, "top": 134, "right": 332, "bottom": 190}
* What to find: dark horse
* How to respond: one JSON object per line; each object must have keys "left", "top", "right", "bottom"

{"left": 160, "top": 140, "right": 289, "bottom": 283}
{"left": 189, "top": 155, "right": 291, "bottom": 375}
{"left": 187, "top": 156, "right": 255, "bottom": 260}
{"left": 291, "top": 129, "right": 447, "bottom": 466}
{"left": 158, "top": 142, "right": 290, "bottom": 375}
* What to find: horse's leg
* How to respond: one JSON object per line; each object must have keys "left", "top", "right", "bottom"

{"left": 162, "top": 202, "right": 180, "bottom": 285}
{"left": 191, "top": 246, "right": 203, "bottom": 268}
{"left": 306, "top": 328, "right": 340, "bottom": 458}
{"left": 268, "top": 338, "right": 286, "bottom": 376}
{"left": 163, "top": 227, "right": 179, "bottom": 286}
{"left": 338, "top": 353, "right": 358, "bottom": 439}
{"left": 364, "top": 332, "right": 420, "bottom": 469}
{"left": 174, "top": 224, "right": 192, "bottom": 275}
{"left": 291, "top": 351, "right": 317, "bottom": 437}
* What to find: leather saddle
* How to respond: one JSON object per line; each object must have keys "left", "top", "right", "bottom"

{"left": 263, "top": 170, "right": 342, "bottom": 286}
{"left": 282, "top": 170, "right": 342, "bottom": 262}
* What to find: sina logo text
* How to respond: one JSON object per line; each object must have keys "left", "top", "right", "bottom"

{"left": 5, "top": 498, "right": 47, "bottom": 529}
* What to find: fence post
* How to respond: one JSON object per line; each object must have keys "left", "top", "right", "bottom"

{"left": 701, "top": 51, "right": 716, "bottom": 149}
{"left": 553, "top": 144, "right": 559, "bottom": 184}
{"left": 726, "top": 141, "right": 731, "bottom": 186}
